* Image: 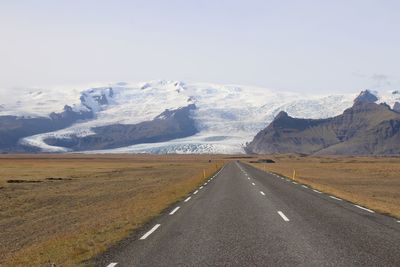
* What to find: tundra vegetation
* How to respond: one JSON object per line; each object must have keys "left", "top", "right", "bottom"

{"left": 247, "top": 155, "right": 400, "bottom": 218}
{"left": 0, "top": 154, "right": 223, "bottom": 266}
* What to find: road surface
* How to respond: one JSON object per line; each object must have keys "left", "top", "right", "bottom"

{"left": 95, "top": 161, "right": 400, "bottom": 267}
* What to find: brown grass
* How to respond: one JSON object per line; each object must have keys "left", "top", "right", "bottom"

{"left": 2, "top": 153, "right": 399, "bottom": 266}
{"left": 0, "top": 154, "right": 226, "bottom": 267}
{"left": 245, "top": 155, "right": 400, "bottom": 219}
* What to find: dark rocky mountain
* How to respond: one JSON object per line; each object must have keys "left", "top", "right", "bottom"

{"left": 80, "top": 87, "right": 114, "bottom": 108}
{"left": 353, "top": 90, "right": 378, "bottom": 104}
{"left": 0, "top": 106, "right": 93, "bottom": 152}
{"left": 246, "top": 100, "right": 400, "bottom": 155}
{"left": 393, "top": 102, "right": 400, "bottom": 113}
{"left": 43, "top": 104, "right": 198, "bottom": 151}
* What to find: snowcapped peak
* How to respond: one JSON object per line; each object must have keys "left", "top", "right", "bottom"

{"left": 79, "top": 86, "right": 115, "bottom": 112}
{"left": 139, "top": 80, "right": 186, "bottom": 91}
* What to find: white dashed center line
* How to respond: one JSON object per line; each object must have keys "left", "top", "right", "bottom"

{"left": 252, "top": 182, "right": 255, "bottom": 186}
{"left": 184, "top": 196, "right": 191, "bottom": 202}
{"left": 329, "top": 196, "right": 343, "bottom": 201}
{"left": 169, "top": 206, "right": 180, "bottom": 215}
{"left": 107, "top": 263, "right": 118, "bottom": 267}
{"left": 247, "top": 177, "right": 250, "bottom": 180}
{"left": 260, "top": 191, "right": 265, "bottom": 196}
{"left": 354, "top": 205, "right": 375, "bottom": 213}
{"left": 313, "top": 189, "right": 322, "bottom": 194}
{"left": 193, "top": 190, "right": 199, "bottom": 195}
{"left": 140, "top": 224, "right": 161, "bottom": 240}
{"left": 292, "top": 181, "right": 298, "bottom": 184}
{"left": 301, "top": 185, "right": 308, "bottom": 188}
{"left": 199, "top": 186, "right": 204, "bottom": 189}
{"left": 278, "top": 211, "right": 290, "bottom": 222}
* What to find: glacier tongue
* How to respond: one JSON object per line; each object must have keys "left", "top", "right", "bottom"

{"left": 13, "top": 80, "right": 399, "bottom": 154}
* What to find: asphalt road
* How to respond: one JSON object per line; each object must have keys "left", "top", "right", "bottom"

{"left": 96, "top": 161, "right": 400, "bottom": 267}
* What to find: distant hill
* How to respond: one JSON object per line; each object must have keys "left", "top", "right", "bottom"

{"left": 246, "top": 91, "right": 400, "bottom": 155}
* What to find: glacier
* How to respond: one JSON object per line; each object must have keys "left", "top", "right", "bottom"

{"left": 2, "top": 80, "right": 399, "bottom": 154}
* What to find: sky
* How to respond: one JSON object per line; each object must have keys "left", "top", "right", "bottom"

{"left": 1, "top": 0, "right": 399, "bottom": 93}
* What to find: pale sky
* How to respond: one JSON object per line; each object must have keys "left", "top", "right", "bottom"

{"left": 1, "top": 0, "right": 399, "bottom": 93}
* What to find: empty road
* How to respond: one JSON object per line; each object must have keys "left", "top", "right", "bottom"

{"left": 96, "top": 162, "right": 400, "bottom": 267}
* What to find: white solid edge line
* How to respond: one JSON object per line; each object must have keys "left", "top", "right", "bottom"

{"left": 252, "top": 182, "right": 255, "bottom": 186}
{"left": 329, "top": 196, "right": 343, "bottom": 201}
{"left": 260, "top": 191, "right": 265, "bottom": 196}
{"left": 354, "top": 205, "right": 375, "bottom": 213}
{"left": 184, "top": 196, "right": 191, "bottom": 202}
{"left": 313, "top": 189, "right": 322, "bottom": 194}
{"left": 193, "top": 190, "right": 199, "bottom": 195}
{"left": 278, "top": 211, "right": 290, "bottom": 222}
{"left": 106, "top": 263, "right": 118, "bottom": 267}
{"left": 169, "top": 206, "right": 180, "bottom": 215}
{"left": 140, "top": 224, "right": 161, "bottom": 240}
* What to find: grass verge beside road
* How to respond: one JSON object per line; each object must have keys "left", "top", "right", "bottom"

{"left": 246, "top": 155, "right": 400, "bottom": 219}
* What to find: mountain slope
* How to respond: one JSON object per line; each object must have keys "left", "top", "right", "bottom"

{"left": 0, "top": 106, "right": 93, "bottom": 152}
{"left": 43, "top": 104, "right": 197, "bottom": 151}
{"left": 245, "top": 100, "right": 400, "bottom": 155}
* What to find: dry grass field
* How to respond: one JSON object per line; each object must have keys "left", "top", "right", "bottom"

{"left": 245, "top": 155, "right": 400, "bottom": 219}
{"left": 1, "top": 154, "right": 399, "bottom": 267}
{"left": 0, "top": 154, "right": 225, "bottom": 267}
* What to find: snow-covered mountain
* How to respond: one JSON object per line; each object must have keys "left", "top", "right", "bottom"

{"left": 1, "top": 80, "right": 399, "bottom": 154}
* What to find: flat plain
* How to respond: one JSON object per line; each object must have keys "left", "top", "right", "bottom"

{"left": 0, "top": 154, "right": 224, "bottom": 267}
{"left": 1, "top": 154, "right": 399, "bottom": 266}
{"left": 246, "top": 155, "right": 400, "bottom": 219}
